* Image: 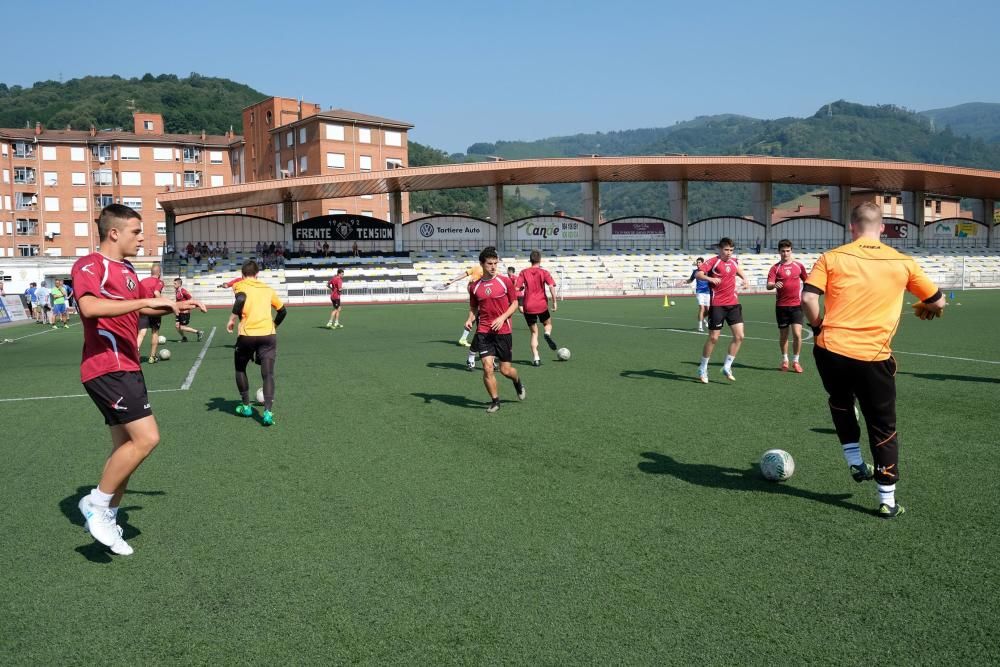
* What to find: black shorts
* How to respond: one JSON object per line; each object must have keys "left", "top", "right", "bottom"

{"left": 235, "top": 334, "right": 277, "bottom": 369}
{"left": 330, "top": 297, "right": 341, "bottom": 308}
{"left": 523, "top": 310, "right": 551, "bottom": 326}
{"left": 473, "top": 332, "right": 513, "bottom": 363}
{"left": 138, "top": 315, "right": 162, "bottom": 331}
{"left": 708, "top": 304, "right": 743, "bottom": 330}
{"left": 775, "top": 305, "right": 804, "bottom": 329}
{"left": 83, "top": 371, "right": 153, "bottom": 426}
{"left": 176, "top": 312, "right": 191, "bottom": 326}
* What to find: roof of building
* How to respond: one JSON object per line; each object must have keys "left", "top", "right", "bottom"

{"left": 278, "top": 109, "right": 413, "bottom": 131}
{"left": 0, "top": 127, "right": 240, "bottom": 147}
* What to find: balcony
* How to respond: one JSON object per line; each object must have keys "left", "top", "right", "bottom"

{"left": 183, "top": 171, "right": 202, "bottom": 188}
{"left": 13, "top": 143, "right": 35, "bottom": 159}
{"left": 15, "top": 193, "right": 38, "bottom": 211}
{"left": 182, "top": 148, "right": 200, "bottom": 163}
{"left": 13, "top": 168, "right": 36, "bottom": 185}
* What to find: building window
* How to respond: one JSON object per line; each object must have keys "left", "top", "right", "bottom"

{"left": 936, "top": 200, "right": 942, "bottom": 214}
{"left": 358, "top": 128, "right": 371, "bottom": 144}
{"left": 328, "top": 209, "right": 347, "bottom": 215}
{"left": 92, "top": 144, "right": 112, "bottom": 161}
{"left": 13, "top": 141, "right": 35, "bottom": 158}
{"left": 15, "top": 193, "right": 38, "bottom": 210}
{"left": 144, "top": 120, "right": 155, "bottom": 131}
{"left": 153, "top": 147, "right": 173, "bottom": 161}
{"left": 361, "top": 210, "right": 374, "bottom": 218}
{"left": 17, "top": 244, "right": 40, "bottom": 257}
{"left": 182, "top": 146, "right": 200, "bottom": 162}
{"left": 72, "top": 172, "right": 86, "bottom": 186}
{"left": 386, "top": 158, "right": 403, "bottom": 169}
{"left": 183, "top": 171, "right": 202, "bottom": 187}
{"left": 327, "top": 152, "right": 345, "bottom": 169}
{"left": 156, "top": 222, "right": 166, "bottom": 235}
{"left": 286, "top": 131, "right": 294, "bottom": 148}
{"left": 154, "top": 172, "right": 174, "bottom": 187}
{"left": 75, "top": 222, "right": 90, "bottom": 237}
{"left": 73, "top": 197, "right": 88, "bottom": 212}
{"left": 13, "top": 167, "right": 36, "bottom": 184}
{"left": 359, "top": 155, "right": 372, "bottom": 171}
{"left": 120, "top": 172, "right": 142, "bottom": 186}
{"left": 120, "top": 146, "right": 140, "bottom": 160}
{"left": 209, "top": 150, "right": 223, "bottom": 164}
{"left": 325, "top": 124, "right": 344, "bottom": 141}
{"left": 299, "top": 156, "right": 308, "bottom": 173}
{"left": 360, "top": 194, "right": 374, "bottom": 200}
{"left": 41, "top": 146, "right": 57, "bottom": 160}
{"left": 122, "top": 197, "right": 142, "bottom": 210}
{"left": 70, "top": 147, "right": 85, "bottom": 161}
{"left": 16, "top": 219, "right": 39, "bottom": 235}
{"left": 75, "top": 247, "right": 90, "bottom": 256}
{"left": 299, "top": 127, "right": 307, "bottom": 144}
{"left": 92, "top": 169, "right": 113, "bottom": 186}
{"left": 44, "top": 197, "right": 60, "bottom": 212}
{"left": 210, "top": 175, "right": 224, "bottom": 187}
{"left": 42, "top": 172, "right": 58, "bottom": 186}
{"left": 385, "top": 131, "right": 402, "bottom": 147}
{"left": 95, "top": 195, "right": 114, "bottom": 208}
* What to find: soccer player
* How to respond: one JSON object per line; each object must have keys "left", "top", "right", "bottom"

{"left": 466, "top": 246, "right": 526, "bottom": 413}
{"left": 695, "top": 237, "right": 748, "bottom": 383}
{"left": 172, "top": 277, "right": 204, "bottom": 342}
{"left": 72, "top": 204, "right": 206, "bottom": 555}
{"left": 228, "top": 260, "right": 287, "bottom": 426}
{"left": 517, "top": 250, "right": 559, "bottom": 366}
{"left": 50, "top": 279, "right": 70, "bottom": 329}
{"left": 326, "top": 268, "right": 345, "bottom": 329}
{"left": 682, "top": 257, "right": 711, "bottom": 332}
{"left": 803, "top": 202, "right": 945, "bottom": 519}
{"left": 137, "top": 265, "right": 165, "bottom": 363}
{"left": 444, "top": 258, "right": 485, "bottom": 348}
{"left": 766, "top": 240, "right": 809, "bottom": 373}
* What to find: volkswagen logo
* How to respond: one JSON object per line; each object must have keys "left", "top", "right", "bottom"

{"left": 419, "top": 222, "right": 435, "bottom": 238}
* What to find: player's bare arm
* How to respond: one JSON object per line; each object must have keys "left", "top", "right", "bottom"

{"left": 696, "top": 270, "right": 720, "bottom": 286}
{"left": 490, "top": 300, "right": 520, "bottom": 332}
{"left": 78, "top": 294, "right": 176, "bottom": 319}
{"left": 801, "top": 291, "right": 822, "bottom": 328}
{"left": 549, "top": 285, "right": 558, "bottom": 311}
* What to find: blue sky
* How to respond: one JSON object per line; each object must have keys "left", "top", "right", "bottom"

{"left": 12, "top": 0, "right": 999, "bottom": 152}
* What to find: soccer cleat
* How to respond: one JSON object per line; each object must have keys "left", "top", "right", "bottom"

{"left": 325, "top": 322, "right": 333, "bottom": 329}
{"left": 697, "top": 326, "right": 704, "bottom": 333}
{"left": 793, "top": 362, "right": 804, "bottom": 373}
{"left": 109, "top": 534, "right": 134, "bottom": 556}
{"left": 849, "top": 463, "right": 875, "bottom": 483}
{"left": 335, "top": 323, "right": 343, "bottom": 329}
{"left": 486, "top": 399, "right": 501, "bottom": 413}
{"left": 516, "top": 382, "right": 526, "bottom": 401}
{"left": 699, "top": 373, "right": 709, "bottom": 384}
{"left": 262, "top": 410, "right": 275, "bottom": 426}
{"left": 78, "top": 496, "right": 120, "bottom": 547}
{"left": 877, "top": 503, "right": 905, "bottom": 519}
{"left": 52, "top": 325, "right": 58, "bottom": 330}
{"left": 63, "top": 324, "right": 70, "bottom": 329}
{"left": 181, "top": 336, "right": 188, "bottom": 343}
{"left": 721, "top": 367, "right": 735, "bottom": 381}
{"left": 196, "top": 330, "right": 203, "bottom": 342}
{"left": 459, "top": 338, "right": 471, "bottom": 347}
{"left": 466, "top": 361, "right": 476, "bottom": 371}
{"left": 532, "top": 359, "right": 541, "bottom": 367}
{"left": 544, "top": 333, "right": 558, "bottom": 351}
{"left": 780, "top": 361, "right": 789, "bottom": 372}
{"left": 148, "top": 355, "right": 157, "bottom": 364}
{"left": 235, "top": 404, "right": 253, "bottom": 417}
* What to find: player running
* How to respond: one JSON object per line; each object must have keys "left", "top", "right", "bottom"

{"left": 766, "top": 240, "right": 809, "bottom": 373}
{"left": 517, "top": 250, "right": 559, "bottom": 366}
{"left": 72, "top": 204, "right": 206, "bottom": 555}
{"left": 137, "top": 264, "right": 165, "bottom": 363}
{"left": 228, "top": 260, "right": 287, "bottom": 427}
{"left": 172, "top": 277, "right": 204, "bottom": 342}
{"left": 326, "top": 268, "right": 345, "bottom": 329}
{"left": 695, "top": 237, "right": 748, "bottom": 383}
{"left": 467, "top": 246, "right": 526, "bottom": 413}
{"left": 682, "top": 257, "right": 711, "bottom": 332}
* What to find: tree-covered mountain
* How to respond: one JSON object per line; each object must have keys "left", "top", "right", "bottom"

{"left": 920, "top": 103, "right": 1000, "bottom": 143}
{"left": 0, "top": 74, "right": 265, "bottom": 135}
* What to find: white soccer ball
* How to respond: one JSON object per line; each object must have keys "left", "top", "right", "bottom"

{"left": 557, "top": 347, "right": 571, "bottom": 361}
{"left": 670, "top": 301, "right": 676, "bottom": 306}
{"left": 157, "top": 335, "right": 167, "bottom": 344}
{"left": 760, "top": 449, "right": 795, "bottom": 481}
{"left": 256, "top": 388, "right": 265, "bottom": 404}
{"left": 158, "top": 348, "right": 171, "bottom": 360}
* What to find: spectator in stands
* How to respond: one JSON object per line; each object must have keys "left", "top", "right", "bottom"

{"left": 256, "top": 241, "right": 264, "bottom": 258}
{"left": 193, "top": 245, "right": 202, "bottom": 265}
{"left": 322, "top": 242, "right": 330, "bottom": 257}
{"left": 186, "top": 241, "right": 195, "bottom": 257}
{"left": 166, "top": 243, "right": 175, "bottom": 256}
{"left": 755, "top": 239, "right": 762, "bottom": 254}
{"left": 314, "top": 240, "right": 322, "bottom": 256}
{"left": 178, "top": 247, "right": 188, "bottom": 264}
{"left": 222, "top": 242, "right": 230, "bottom": 259}
{"left": 268, "top": 242, "right": 276, "bottom": 257}
{"left": 352, "top": 242, "right": 360, "bottom": 257}
{"left": 276, "top": 244, "right": 285, "bottom": 267}
{"left": 297, "top": 241, "right": 306, "bottom": 256}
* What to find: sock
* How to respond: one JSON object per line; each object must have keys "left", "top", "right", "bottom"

{"left": 793, "top": 354, "right": 800, "bottom": 363}
{"left": 490, "top": 395, "right": 500, "bottom": 404}
{"left": 723, "top": 355, "right": 735, "bottom": 370}
{"left": 90, "top": 488, "right": 114, "bottom": 507}
{"left": 240, "top": 391, "right": 250, "bottom": 404}
{"left": 782, "top": 354, "right": 789, "bottom": 362}
{"left": 513, "top": 378, "right": 523, "bottom": 392}
{"left": 327, "top": 320, "right": 332, "bottom": 325}
{"left": 841, "top": 443, "right": 863, "bottom": 467}
{"left": 877, "top": 483, "right": 896, "bottom": 507}
{"left": 699, "top": 356, "right": 710, "bottom": 373}
{"left": 467, "top": 351, "right": 476, "bottom": 364}
{"left": 459, "top": 328, "right": 469, "bottom": 341}
{"left": 533, "top": 355, "right": 540, "bottom": 362}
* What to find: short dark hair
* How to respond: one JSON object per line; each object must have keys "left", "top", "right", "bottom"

{"left": 337, "top": 268, "right": 345, "bottom": 275}
{"left": 479, "top": 246, "right": 498, "bottom": 264}
{"left": 97, "top": 204, "right": 141, "bottom": 241}
{"left": 718, "top": 237, "right": 734, "bottom": 249}
{"left": 778, "top": 239, "right": 793, "bottom": 250}
{"left": 529, "top": 250, "right": 542, "bottom": 264}
{"left": 507, "top": 266, "right": 516, "bottom": 273}
{"left": 695, "top": 257, "right": 704, "bottom": 264}
{"left": 242, "top": 260, "right": 259, "bottom": 277}
{"left": 173, "top": 277, "right": 183, "bottom": 284}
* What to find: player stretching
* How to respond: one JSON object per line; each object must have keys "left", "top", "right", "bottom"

{"left": 766, "top": 240, "right": 809, "bottom": 373}
{"left": 517, "top": 250, "right": 559, "bottom": 366}
{"left": 172, "top": 277, "right": 203, "bottom": 342}
{"left": 682, "top": 257, "right": 710, "bottom": 332}
{"left": 228, "top": 260, "right": 287, "bottom": 426}
{"left": 695, "top": 237, "right": 748, "bottom": 383}
{"left": 137, "top": 264, "right": 165, "bottom": 363}
{"left": 467, "top": 247, "right": 526, "bottom": 413}
{"left": 326, "top": 268, "right": 345, "bottom": 328}
{"left": 73, "top": 204, "right": 206, "bottom": 555}
{"left": 803, "top": 202, "right": 945, "bottom": 518}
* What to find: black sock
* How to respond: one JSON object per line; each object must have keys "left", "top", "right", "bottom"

{"left": 513, "top": 379, "right": 523, "bottom": 392}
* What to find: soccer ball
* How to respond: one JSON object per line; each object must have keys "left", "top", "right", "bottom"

{"left": 256, "top": 388, "right": 265, "bottom": 404}
{"left": 670, "top": 301, "right": 676, "bottom": 306}
{"left": 157, "top": 348, "right": 171, "bottom": 361}
{"left": 760, "top": 449, "right": 794, "bottom": 481}
{"left": 557, "top": 347, "right": 571, "bottom": 361}
{"left": 157, "top": 335, "right": 166, "bottom": 344}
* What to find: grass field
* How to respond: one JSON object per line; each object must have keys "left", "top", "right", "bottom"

{"left": 1, "top": 292, "right": 998, "bottom": 663}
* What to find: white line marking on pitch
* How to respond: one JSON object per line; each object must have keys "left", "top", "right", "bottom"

{"left": 0, "top": 388, "right": 186, "bottom": 403}
{"left": 559, "top": 317, "right": 1000, "bottom": 366}
{"left": 181, "top": 326, "right": 216, "bottom": 390}
{"left": 1, "top": 321, "right": 81, "bottom": 343}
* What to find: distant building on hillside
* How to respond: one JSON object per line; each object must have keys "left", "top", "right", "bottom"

{"left": 815, "top": 189, "right": 970, "bottom": 221}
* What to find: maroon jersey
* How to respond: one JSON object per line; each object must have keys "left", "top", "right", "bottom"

{"left": 175, "top": 286, "right": 192, "bottom": 302}
{"left": 327, "top": 276, "right": 343, "bottom": 299}
{"left": 699, "top": 257, "right": 741, "bottom": 307}
{"left": 469, "top": 275, "right": 516, "bottom": 334}
{"left": 71, "top": 253, "right": 143, "bottom": 383}
{"left": 517, "top": 266, "right": 556, "bottom": 314}
{"left": 767, "top": 260, "right": 808, "bottom": 307}
{"left": 139, "top": 276, "right": 164, "bottom": 299}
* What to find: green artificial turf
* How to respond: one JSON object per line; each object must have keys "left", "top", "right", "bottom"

{"left": 0, "top": 292, "right": 997, "bottom": 663}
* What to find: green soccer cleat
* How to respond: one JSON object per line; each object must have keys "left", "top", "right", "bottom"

{"left": 878, "top": 503, "right": 905, "bottom": 519}
{"left": 235, "top": 404, "right": 253, "bottom": 417}
{"left": 850, "top": 463, "right": 875, "bottom": 483}
{"left": 262, "top": 410, "right": 275, "bottom": 426}
{"left": 325, "top": 322, "right": 333, "bottom": 329}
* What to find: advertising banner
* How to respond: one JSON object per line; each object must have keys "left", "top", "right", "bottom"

{"left": 515, "top": 218, "right": 584, "bottom": 241}
{"left": 1, "top": 295, "right": 29, "bottom": 323}
{"left": 881, "top": 223, "right": 910, "bottom": 239}
{"left": 409, "top": 218, "right": 489, "bottom": 241}
{"left": 610, "top": 221, "right": 666, "bottom": 238}
{"left": 293, "top": 214, "right": 393, "bottom": 242}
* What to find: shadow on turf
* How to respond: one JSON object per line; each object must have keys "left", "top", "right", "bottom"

{"left": 810, "top": 427, "right": 837, "bottom": 435}
{"left": 60, "top": 486, "right": 165, "bottom": 563}
{"left": 205, "top": 396, "right": 244, "bottom": 414}
{"left": 637, "top": 452, "right": 870, "bottom": 515}
{"left": 412, "top": 392, "right": 486, "bottom": 410}
{"left": 897, "top": 370, "right": 1000, "bottom": 384}
{"left": 426, "top": 361, "right": 471, "bottom": 372}
{"left": 621, "top": 369, "right": 701, "bottom": 383}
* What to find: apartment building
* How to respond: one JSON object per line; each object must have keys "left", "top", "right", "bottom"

{"left": 0, "top": 114, "right": 236, "bottom": 258}
{"left": 237, "top": 97, "right": 412, "bottom": 224}
{"left": 817, "top": 189, "right": 968, "bottom": 221}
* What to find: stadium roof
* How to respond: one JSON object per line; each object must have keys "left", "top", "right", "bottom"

{"left": 158, "top": 155, "right": 1000, "bottom": 216}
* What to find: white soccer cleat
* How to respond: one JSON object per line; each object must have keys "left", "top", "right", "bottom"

{"left": 699, "top": 373, "right": 709, "bottom": 384}
{"left": 721, "top": 367, "right": 736, "bottom": 381}
{"left": 78, "top": 496, "right": 120, "bottom": 547}
{"left": 109, "top": 525, "right": 133, "bottom": 556}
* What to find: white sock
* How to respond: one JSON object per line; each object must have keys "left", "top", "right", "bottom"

{"left": 459, "top": 329, "right": 468, "bottom": 340}
{"left": 841, "top": 443, "right": 863, "bottom": 467}
{"left": 782, "top": 354, "right": 789, "bottom": 362}
{"left": 467, "top": 351, "right": 476, "bottom": 364}
{"left": 89, "top": 488, "right": 113, "bottom": 507}
{"left": 533, "top": 355, "right": 540, "bottom": 362}
{"left": 793, "top": 354, "right": 800, "bottom": 363}
{"left": 699, "top": 356, "right": 709, "bottom": 373}
{"left": 877, "top": 483, "right": 896, "bottom": 507}
{"left": 723, "top": 355, "right": 735, "bottom": 370}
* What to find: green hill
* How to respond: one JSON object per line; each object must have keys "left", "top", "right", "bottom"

{"left": 920, "top": 102, "right": 1000, "bottom": 143}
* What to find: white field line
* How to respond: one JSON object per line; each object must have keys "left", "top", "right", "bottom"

{"left": 0, "top": 388, "right": 186, "bottom": 403}
{"left": 181, "top": 326, "right": 216, "bottom": 390}
{"left": 1, "top": 321, "right": 81, "bottom": 342}
{"left": 559, "top": 317, "right": 1000, "bottom": 366}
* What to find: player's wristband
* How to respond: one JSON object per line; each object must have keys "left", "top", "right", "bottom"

{"left": 810, "top": 320, "right": 823, "bottom": 336}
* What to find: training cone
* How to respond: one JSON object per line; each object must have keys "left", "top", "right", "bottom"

{"left": 663, "top": 296, "right": 671, "bottom": 309}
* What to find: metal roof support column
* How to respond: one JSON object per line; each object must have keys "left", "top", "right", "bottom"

{"left": 165, "top": 210, "right": 176, "bottom": 255}
{"left": 389, "top": 191, "right": 403, "bottom": 252}
{"left": 904, "top": 191, "right": 925, "bottom": 247}
{"left": 973, "top": 198, "right": 995, "bottom": 248}
{"left": 488, "top": 186, "right": 504, "bottom": 251}
{"left": 829, "top": 185, "right": 851, "bottom": 244}
{"left": 280, "top": 194, "right": 293, "bottom": 226}
{"left": 581, "top": 181, "right": 600, "bottom": 249}
{"left": 668, "top": 181, "right": 688, "bottom": 250}
{"left": 751, "top": 182, "right": 772, "bottom": 250}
